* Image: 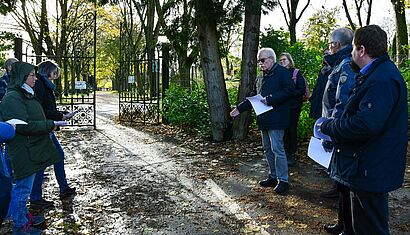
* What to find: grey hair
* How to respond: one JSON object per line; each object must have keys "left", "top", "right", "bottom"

{"left": 4, "top": 58, "right": 18, "bottom": 69}
{"left": 258, "top": 48, "right": 277, "bottom": 63}
{"left": 280, "top": 52, "right": 295, "bottom": 68}
{"left": 37, "top": 60, "right": 60, "bottom": 78}
{"left": 331, "top": 28, "right": 354, "bottom": 47}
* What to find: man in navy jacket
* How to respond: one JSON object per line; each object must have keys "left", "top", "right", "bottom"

{"left": 319, "top": 25, "right": 408, "bottom": 234}
{"left": 230, "top": 48, "right": 294, "bottom": 194}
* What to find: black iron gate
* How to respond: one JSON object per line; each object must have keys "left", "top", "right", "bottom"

{"left": 17, "top": 6, "right": 97, "bottom": 129}
{"left": 118, "top": 24, "right": 161, "bottom": 124}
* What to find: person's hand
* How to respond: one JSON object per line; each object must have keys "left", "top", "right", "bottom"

{"left": 62, "top": 110, "right": 79, "bottom": 120}
{"left": 230, "top": 108, "right": 240, "bottom": 117}
{"left": 260, "top": 97, "right": 267, "bottom": 105}
{"left": 54, "top": 121, "right": 68, "bottom": 127}
{"left": 321, "top": 140, "right": 334, "bottom": 152}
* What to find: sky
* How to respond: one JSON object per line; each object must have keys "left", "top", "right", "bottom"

{"left": 260, "top": 0, "right": 404, "bottom": 40}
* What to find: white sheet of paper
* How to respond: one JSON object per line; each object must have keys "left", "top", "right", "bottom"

{"left": 307, "top": 137, "right": 333, "bottom": 169}
{"left": 246, "top": 94, "right": 273, "bottom": 116}
{"left": 6, "top": 119, "right": 28, "bottom": 125}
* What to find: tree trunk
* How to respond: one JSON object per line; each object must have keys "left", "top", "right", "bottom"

{"left": 232, "top": 0, "right": 262, "bottom": 140}
{"left": 392, "top": 0, "right": 408, "bottom": 68}
{"left": 196, "top": 0, "right": 231, "bottom": 142}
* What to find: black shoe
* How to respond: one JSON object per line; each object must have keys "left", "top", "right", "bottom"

{"left": 30, "top": 199, "right": 54, "bottom": 209}
{"left": 259, "top": 178, "right": 278, "bottom": 188}
{"left": 60, "top": 187, "right": 77, "bottom": 199}
{"left": 274, "top": 181, "right": 289, "bottom": 194}
{"left": 320, "top": 188, "right": 339, "bottom": 198}
{"left": 324, "top": 223, "right": 342, "bottom": 234}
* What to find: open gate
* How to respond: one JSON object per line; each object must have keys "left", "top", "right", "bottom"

{"left": 118, "top": 23, "right": 161, "bottom": 124}
{"left": 17, "top": 6, "right": 97, "bottom": 129}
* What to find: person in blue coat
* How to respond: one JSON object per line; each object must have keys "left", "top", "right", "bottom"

{"left": 320, "top": 28, "right": 356, "bottom": 235}
{"left": 230, "top": 48, "right": 294, "bottom": 194}
{"left": 0, "top": 121, "right": 15, "bottom": 226}
{"left": 319, "top": 25, "right": 408, "bottom": 235}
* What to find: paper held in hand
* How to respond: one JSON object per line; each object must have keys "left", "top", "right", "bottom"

{"left": 307, "top": 137, "right": 332, "bottom": 169}
{"left": 246, "top": 94, "right": 273, "bottom": 116}
{"left": 6, "top": 119, "right": 28, "bottom": 125}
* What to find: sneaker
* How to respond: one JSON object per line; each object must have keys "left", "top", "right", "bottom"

{"left": 320, "top": 187, "right": 339, "bottom": 199}
{"left": 13, "top": 222, "right": 43, "bottom": 235}
{"left": 26, "top": 213, "right": 45, "bottom": 226}
{"left": 30, "top": 199, "right": 54, "bottom": 209}
{"left": 323, "top": 223, "right": 342, "bottom": 234}
{"left": 60, "top": 187, "right": 76, "bottom": 199}
{"left": 259, "top": 178, "right": 278, "bottom": 188}
{"left": 274, "top": 181, "right": 289, "bottom": 194}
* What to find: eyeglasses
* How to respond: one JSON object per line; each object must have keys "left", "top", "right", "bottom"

{"left": 279, "top": 58, "right": 287, "bottom": 62}
{"left": 257, "top": 57, "right": 271, "bottom": 63}
{"left": 328, "top": 41, "right": 338, "bottom": 47}
{"left": 28, "top": 73, "right": 36, "bottom": 77}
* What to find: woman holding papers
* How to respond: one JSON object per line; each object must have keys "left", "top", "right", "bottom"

{"left": 278, "top": 52, "right": 307, "bottom": 167}
{"left": 230, "top": 48, "right": 294, "bottom": 194}
{"left": 0, "top": 61, "right": 61, "bottom": 234}
{"left": 30, "top": 60, "right": 77, "bottom": 210}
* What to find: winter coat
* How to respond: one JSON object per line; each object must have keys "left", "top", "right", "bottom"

{"left": 322, "top": 46, "right": 356, "bottom": 118}
{"left": 309, "top": 65, "right": 331, "bottom": 119}
{"left": 0, "top": 62, "right": 60, "bottom": 180}
{"left": 0, "top": 122, "right": 15, "bottom": 142}
{"left": 33, "top": 74, "right": 64, "bottom": 121}
{"left": 321, "top": 53, "right": 408, "bottom": 193}
{"left": 0, "top": 73, "right": 9, "bottom": 101}
{"left": 288, "top": 67, "right": 306, "bottom": 109}
{"left": 237, "top": 63, "right": 294, "bottom": 130}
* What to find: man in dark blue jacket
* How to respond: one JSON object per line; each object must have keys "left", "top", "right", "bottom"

{"left": 319, "top": 25, "right": 408, "bottom": 235}
{"left": 320, "top": 28, "right": 356, "bottom": 235}
{"left": 230, "top": 48, "right": 294, "bottom": 194}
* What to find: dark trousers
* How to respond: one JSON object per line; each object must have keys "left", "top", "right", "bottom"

{"left": 284, "top": 106, "right": 301, "bottom": 157}
{"left": 337, "top": 182, "right": 354, "bottom": 234}
{"left": 350, "top": 189, "right": 389, "bottom": 235}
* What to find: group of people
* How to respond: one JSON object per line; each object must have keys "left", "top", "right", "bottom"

{"left": 0, "top": 59, "right": 76, "bottom": 235}
{"left": 231, "top": 25, "right": 407, "bottom": 235}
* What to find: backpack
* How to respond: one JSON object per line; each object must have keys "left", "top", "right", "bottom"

{"left": 292, "top": 68, "right": 310, "bottom": 102}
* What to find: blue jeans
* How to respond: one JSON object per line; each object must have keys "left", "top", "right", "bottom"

{"left": 8, "top": 173, "right": 36, "bottom": 228}
{"left": 261, "top": 129, "right": 288, "bottom": 182}
{"left": 31, "top": 133, "right": 68, "bottom": 201}
{"left": 0, "top": 145, "right": 12, "bottom": 225}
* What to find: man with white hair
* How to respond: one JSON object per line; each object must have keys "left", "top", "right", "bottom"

{"left": 230, "top": 48, "right": 294, "bottom": 194}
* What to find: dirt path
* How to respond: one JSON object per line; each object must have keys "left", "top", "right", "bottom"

{"left": 1, "top": 91, "right": 408, "bottom": 234}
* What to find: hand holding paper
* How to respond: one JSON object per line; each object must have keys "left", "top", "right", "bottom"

{"left": 62, "top": 110, "right": 79, "bottom": 120}
{"left": 246, "top": 94, "right": 273, "bottom": 116}
{"left": 314, "top": 117, "right": 332, "bottom": 141}
{"left": 54, "top": 121, "right": 68, "bottom": 127}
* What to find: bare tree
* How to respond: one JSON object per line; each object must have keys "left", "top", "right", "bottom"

{"left": 278, "top": 0, "right": 310, "bottom": 45}
{"left": 342, "top": 0, "right": 373, "bottom": 30}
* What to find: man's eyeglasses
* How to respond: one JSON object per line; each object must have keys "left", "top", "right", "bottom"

{"left": 258, "top": 57, "right": 271, "bottom": 63}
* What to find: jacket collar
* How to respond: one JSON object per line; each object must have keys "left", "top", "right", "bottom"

{"left": 325, "top": 45, "right": 353, "bottom": 67}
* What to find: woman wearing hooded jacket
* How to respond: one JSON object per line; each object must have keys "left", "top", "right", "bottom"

{"left": 29, "top": 60, "right": 76, "bottom": 209}
{"left": 0, "top": 61, "right": 60, "bottom": 235}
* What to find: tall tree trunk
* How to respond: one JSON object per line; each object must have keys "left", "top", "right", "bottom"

{"left": 146, "top": 0, "right": 156, "bottom": 96}
{"left": 196, "top": 0, "right": 231, "bottom": 142}
{"left": 392, "top": 0, "right": 408, "bottom": 68}
{"left": 232, "top": 0, "right": 262, "bottom": 140}
{"left": 37, "top": 0, "right": 46, "bottom": 63}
